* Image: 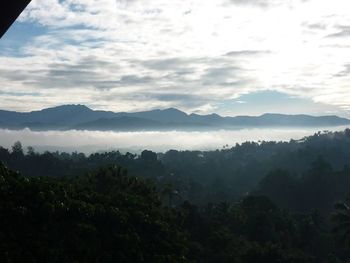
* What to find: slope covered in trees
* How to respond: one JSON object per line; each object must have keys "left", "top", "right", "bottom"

{"left": 1, "top": 163, "right": 348, "bottom": 262}
{"left": 2, "top": 129, "right": 350, "bottom": 261}
{"left": 3, "top": 129, "right": 350, "bottom": 209}
{"left": 0, "top": 164, "right": 188, "bottom": 263}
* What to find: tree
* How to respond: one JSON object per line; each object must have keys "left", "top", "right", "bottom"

{"left": 332, "top": 202, "right": 350, "bottom": 248}
{"left": 11, "top": 141, "right": 23, "bottom": 155}
{"left": 141, "top": 150, "right": 157, "bottom": 162}
{"left": 27, "top": 146, "right": 35, "bottom": 156}
{"left": 0, "top": 164, "right": 191, "bottom": 263}
{"left": 258, "top": 169, "right": 298, "bottom": 210}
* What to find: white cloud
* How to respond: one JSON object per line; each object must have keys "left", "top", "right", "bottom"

{"left": 1, "top": 0, "right": 350, "bottom": 115}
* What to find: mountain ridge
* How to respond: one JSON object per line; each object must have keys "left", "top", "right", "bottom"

{"left": 0, "top": 104, "right": 349, "bottom": 131}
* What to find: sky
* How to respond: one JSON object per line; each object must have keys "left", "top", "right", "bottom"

{"left": 1, "top": 0, "right": 350, "bottom": 117}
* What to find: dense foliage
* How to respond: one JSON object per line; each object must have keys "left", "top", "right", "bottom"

{"left": 1, "top": 163, "right": 348, "bottom": 262}
{"left": 0, "top": 164, "right": 188, "bottom": 263}
{"left": 3, "top": 129, "right": 350, "bottom": 207}
{"left": 2, "top": 129, "right": 350, "bottom": 261}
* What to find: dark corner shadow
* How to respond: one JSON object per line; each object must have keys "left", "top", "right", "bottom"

{"left": 0, "top": 0, "right": 32, "bottom": 38}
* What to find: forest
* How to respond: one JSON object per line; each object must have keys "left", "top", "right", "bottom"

{"left": 2, "top": 129, "right": 350, "bottom": 262}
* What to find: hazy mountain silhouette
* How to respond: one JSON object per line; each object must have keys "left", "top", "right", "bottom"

{"left": 0, "top": 104, "right": 349, "bottom": 131}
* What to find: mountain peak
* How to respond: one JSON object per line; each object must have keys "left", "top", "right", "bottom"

{"left": 50, "top": 104, "right": 92, "bottom": 111}
{"left": 35, "top": 104, "right": 93, "bottom": 114}
{"left": 162, "top": 107, "right": 187, "bottom": 114}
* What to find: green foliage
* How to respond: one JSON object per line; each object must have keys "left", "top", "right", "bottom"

{"left": 3, "top": 129, "right": 350, "bottom": 261}
{"left": 178, "top": 197, "right": 328, "bottom": 263}
{"left": 257, "top": 158, "right": 350, "bottom": 215}
{"left": 332, "top": 202, "right": 350, "bottom": 248}
{"left": 0, "top": 162, "right": 347, "bottom": 262}
{"left": 4, "top": 129, "right": 350, "bottom": 207}
{"left": 11, "top": 141, "right": 23, "bottom": 158}
{"left": 0, "top": 163, "right": 190, "bottom": 263}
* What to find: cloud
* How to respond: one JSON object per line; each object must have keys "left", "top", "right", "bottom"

{"left": 140, "top": 58, "right": 189, "bottom": 71}
{"left": 333, "top": 64, "right": 350, "bottom": 78}
{"left": 217, "top": 90, "right": 348, "bottom": 117}
{"left": 1, "top": 0, "right": 350, "bottom": 116}
{"left": 225, "top": 50, "right": 272, "bottom": 57}
{"left": 149, "top": 93, "right": 199, "bottom": 102}
{"left": 302, "top": 22, "right": 327, "bottom": 30}
{"left": 226, "top": 0, "right": 309, "bottom": 8}
{"left": 326, "top": 25, "right": 350, "bottom": 38}
{"left": 227, "top": 0, "right": 281, "bottom": 8}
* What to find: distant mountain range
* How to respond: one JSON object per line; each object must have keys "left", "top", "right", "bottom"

{"left": 0, "top": 104, "right": 350, "bottom": 131}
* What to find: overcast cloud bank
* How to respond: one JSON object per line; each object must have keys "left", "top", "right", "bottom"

{"left": 1, "top": 0, "right": 350, "bottom": 116}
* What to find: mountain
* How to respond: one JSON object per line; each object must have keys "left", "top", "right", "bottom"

{"left": 0, "top": 105, "right": 115, "bottom": 129}
{"left": 125, "top": 108, "right": 189, "bottom": 123}
{"left": 225, "top": 113, "right": 350, "bottom": 127}
{"left": 0, "top": 104, "right": 349, "bottom": 131}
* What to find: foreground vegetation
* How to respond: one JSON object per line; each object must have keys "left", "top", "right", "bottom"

{"left": 2, "top": 129, "right": 350, "bottom": 261}
{"left": 1, "top": 163, "right": 349, "bottom": 262}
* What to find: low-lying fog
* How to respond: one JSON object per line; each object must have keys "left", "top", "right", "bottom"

{"left": 0, "top": 127, "right": 348, "bottom": 154}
